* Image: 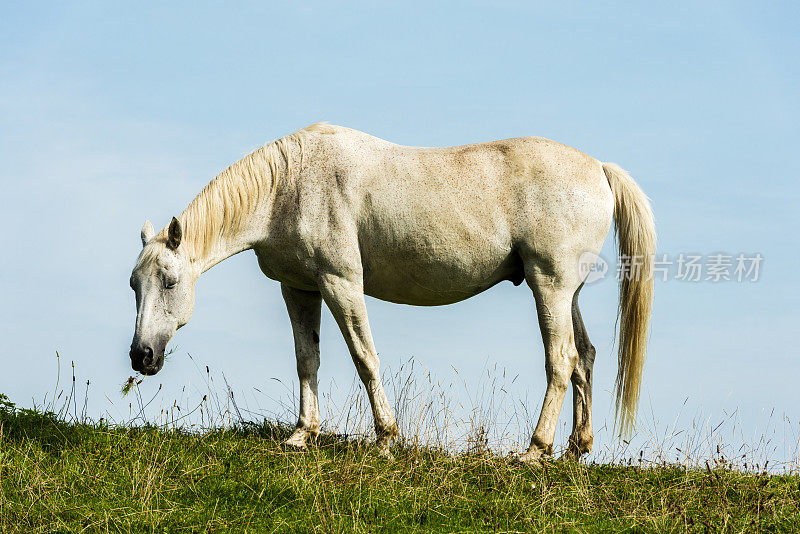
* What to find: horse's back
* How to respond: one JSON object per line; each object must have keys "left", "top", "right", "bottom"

{"left": 304, "top": 125, "right": 609, "bottom": 205}
{"left": 304, "top": 125, "right": 613, "bottom": 239}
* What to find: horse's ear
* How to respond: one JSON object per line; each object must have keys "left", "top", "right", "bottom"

{"left": 167, "top": 217, "right": 182, "bottom": 250}
{"left": 141, "top": 220, "right": 155, "bottom": 247}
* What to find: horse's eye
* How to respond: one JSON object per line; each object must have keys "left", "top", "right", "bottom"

{"left": 129, "top": 277, "right": 135, "bottom": 289}
{"left": 164, "top": 278, "right": 177, "bottom": 290}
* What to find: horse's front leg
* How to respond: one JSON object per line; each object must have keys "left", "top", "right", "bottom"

{"left": 281, "top": 284, "right": 322, "bottom": 449}
{"left": 318, "top": 273, "right": 399, "bottom": 457}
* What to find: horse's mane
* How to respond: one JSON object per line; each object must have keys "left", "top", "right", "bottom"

{"left": 171, "top": 122, "right": 335, "bottom": 261}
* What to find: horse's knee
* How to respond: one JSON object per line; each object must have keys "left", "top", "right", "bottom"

{"left": 351, "top": 348, "right": 379, "bottom": 375}
{"left": 296, "top": 353, "right": 320, "bottom": 378}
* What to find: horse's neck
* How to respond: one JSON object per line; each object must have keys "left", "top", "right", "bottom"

{"left": 191, "top": 205, "right": 270, "bottom": 274}
{"left": 195, "top": 234, "right": 247, "bottom": 274}
{"left": 185, "top": 136, "right": 300, "bottom": 275}
{"left": 176, "top": 190, "right": 269, "bottom": 275}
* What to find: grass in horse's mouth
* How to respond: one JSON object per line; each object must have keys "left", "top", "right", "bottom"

{"left": 121, "top": 347, "right": 177, "bottom": 396}
{"left": 120, "top": 375, "right": 142, "bottom": 397}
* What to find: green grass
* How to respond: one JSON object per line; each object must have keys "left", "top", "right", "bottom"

{"left": 2, "top": 403, "right": 800, "bottom": 533}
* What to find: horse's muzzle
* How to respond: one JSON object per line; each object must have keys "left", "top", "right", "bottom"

{"left": 130, "top": 343, "right": 163, "bottom": 375}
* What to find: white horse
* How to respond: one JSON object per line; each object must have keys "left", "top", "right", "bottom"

{"left": 129, "top": 123, "right": 655, "bottom": 463}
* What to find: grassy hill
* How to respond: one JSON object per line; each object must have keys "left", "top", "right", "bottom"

{"left": 2, "top": 398, "right": 800, "bottom": 533}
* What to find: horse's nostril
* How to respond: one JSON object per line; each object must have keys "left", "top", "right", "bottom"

{"left": 142, "top": 346, "right": 154, "bottom": 366}
{"left": 131, "top": 344, "right": 154, "bottom": 365}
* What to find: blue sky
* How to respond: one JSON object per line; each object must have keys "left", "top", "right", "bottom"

{"left": 1, "top": 2, "right": 798, "bottom": 461}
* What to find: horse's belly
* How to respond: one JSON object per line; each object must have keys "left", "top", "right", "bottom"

{"left": 360, "top": 239, "right": 522, "bottom": 306}
{"left": 357, "top": 188, "right": 523, "bottom": 305}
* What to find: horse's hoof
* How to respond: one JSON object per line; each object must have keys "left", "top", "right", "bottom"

{"left": 375, "top": 437, "right": 396, "bottom": 462}
{"left": 375, "top": 425, "right": 399, "bottom": 462}
{"left": 516, "top": 450, "right": 545, "bottom": 467}
{"left": 282, "top": 429, "right": 311, "bottom": 451}
{"left": 378, "top": 445, "right": 395, "bottom": 462}
{"left": 282, "top": 439, "right": 307, "bottom": 451}
{"left": 559, "top": 447, "right": 582, "bottom": 463}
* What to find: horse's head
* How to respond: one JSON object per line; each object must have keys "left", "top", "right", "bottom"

{"left": 129, "top": 218, "right": 196, "bottom": 375}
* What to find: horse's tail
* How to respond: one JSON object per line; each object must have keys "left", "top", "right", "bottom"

{"left": 603, "top": 162, "right": 656, "bottom": 436}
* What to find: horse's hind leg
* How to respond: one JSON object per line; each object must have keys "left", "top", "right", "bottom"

{"left": 318, "top": 274, "right": 399, "bottom": 456}
{"left": 281, "top": 284, "right": 323, "bottom": 449}
{"left": 519, "top": 267, "right": 581, "bottom": 465}
{"left": 562, "top": 285, "right": 596, "bottom": 460}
